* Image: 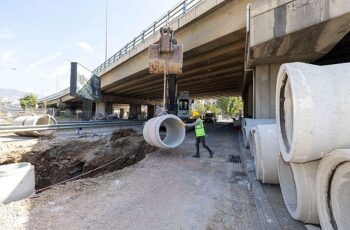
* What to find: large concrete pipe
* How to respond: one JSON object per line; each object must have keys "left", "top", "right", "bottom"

{"left": 254, "top": 124, "right": 279, "bottom": 184}
{"left": 316, "top": 149, "right": 350, "bottom": 230}
{"left": 13, "top": 115, "right": 57, "bottom": 137}
{"left": 0, "top": 162, "right": 35, "bottom": 204}
{"left": 143, "top": 114, "right": 185, "bottom": 149}
{"left": 278, "top": 156, "right": 319, "bottom": 224}
{"left": 276, "top": 62, "right": 350, "bottom": 163}
{"left": 242, "top": 118, "right": 275, "bottom": 148}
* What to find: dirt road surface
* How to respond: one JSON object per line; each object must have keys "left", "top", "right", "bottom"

{"left": 0, "top": 123, "right": 260, "bottom": 230}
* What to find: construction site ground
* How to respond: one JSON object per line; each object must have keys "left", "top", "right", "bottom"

{"left": 0, "top": 123, "right": 305, "bottom": 230}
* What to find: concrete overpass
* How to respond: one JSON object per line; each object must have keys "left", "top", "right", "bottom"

{"left": 41, "top": 0, "right": 350, "bottom": 118}
{"left": 42, "top": 0, "right": 250, "bottom": 111}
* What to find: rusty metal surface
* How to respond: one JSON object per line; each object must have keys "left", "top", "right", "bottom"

{"left": 149, "top": 44, "right": 183, "bottom": 74}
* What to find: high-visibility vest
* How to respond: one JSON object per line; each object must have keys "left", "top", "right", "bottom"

{"left": 195, "top": 119, "right": 206, "bottom": 137}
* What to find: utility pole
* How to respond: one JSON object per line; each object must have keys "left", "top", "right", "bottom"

{"left": 105, "top": 0, "right": 108, "bottom": 62}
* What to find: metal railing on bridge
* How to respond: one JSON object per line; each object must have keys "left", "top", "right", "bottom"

{"left": 93, "top": 0, "right": 203, "bottom": 74}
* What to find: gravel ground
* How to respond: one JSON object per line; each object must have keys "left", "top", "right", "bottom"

{"left": 0, "top": 123, "right": 260, "bottom": 230}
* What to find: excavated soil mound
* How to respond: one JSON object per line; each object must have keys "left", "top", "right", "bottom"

{"left": 0, "top": 129, "right": 157, "bottom": 189}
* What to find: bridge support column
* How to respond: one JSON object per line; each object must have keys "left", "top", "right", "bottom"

{"left": 254, "top": 64, "right": 280, "bottom": 119}
{"left": 95, "top": 102, "right": 113, "bottom": 115}
{"left": 129, "top": 104, "right": 141, "bottom": 119}
{"left": 147, "top": 105, "right": 155, "bottom": 118}
{"left": 82, "top": 99, "right": 93, "bottom": 121}
{"left": 243, "top": 84, "right": 253, "bottom": 118}
{"left": 64, "top": 102, "right": 78, "bottom": 117}
{"left": 96, "top": 102, "right": 106, "bottom": 115}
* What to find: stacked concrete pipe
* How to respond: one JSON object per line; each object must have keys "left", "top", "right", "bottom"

{"left": 0, "top": 162, "right": 35, "bottom": 204}
{"left": 278, "top": 156, "right": 319, "bottom": 224}
{"left": 316, "top": 149, "right": 350, "bottom": 230}
{"left": 254, "top": 124, "right": 279, "bottom": 184}
{"left": 275, "top": 62, "right": 350, "bottom": 226}
{"left": 242, "top": 118, "right": 275, "bottom": 148}
{"left": 276, "top": 62, "right": 350, "bottom": 163}
{"left": 143, "top": 114, "right": 185, "bottom": 149}
{"left": 13, "top": 115, "right": 57, "bottom": 137}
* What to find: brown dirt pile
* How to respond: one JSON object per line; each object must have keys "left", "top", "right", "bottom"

{"left": 0, "top": 129, "right": 157, "bottom": 189}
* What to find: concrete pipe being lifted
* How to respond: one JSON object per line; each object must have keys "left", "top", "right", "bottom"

{"left": 242, "top": 118, "right": 275, "bottom": 148}
{"left": 276, "top": 62, "right": 350, "bottom": 163}
{"left": 143, "top": 114, "right": 185, "bottom": 149}
{"left": 13, "top": 115, "right": 57, "bottom": 137}
{"left": 254, "top": 124, "right": 279, "bottom": 184}
{"left": 278, "top": 155, "right": 320, "bottom": 224}
{"left": 316, "top": 149, "right": 350, "bottom": 230}
{"left": 0, "top": 162, "right": 35, "bottom": 204}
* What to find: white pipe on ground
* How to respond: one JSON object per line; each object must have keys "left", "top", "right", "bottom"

{"left": 13, "top": 115, "right": 57, "bottom": 137}
{"left": 143, "top": 114, "right": 185, "bottom": 149}
{"left": 242, "top": 118, "right": 275, "bottom": 148}
{"left": 276, "top": 62, "right": 350, "bottom": 163}
{"left": 0, "top": 162, "right": 35, "bottom": 204}
{"left": 316, "top": 149, "right": 350, "bottom": 230}
{"left": 254, "top": 124, "right": 279, "bottom": 184}
{"left": 278, "top": 155, "right": 320, "bottom": 224}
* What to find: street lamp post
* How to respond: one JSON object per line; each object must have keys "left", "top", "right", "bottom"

{"left": 105, "top": 0, "right": 108, "bottom": 62}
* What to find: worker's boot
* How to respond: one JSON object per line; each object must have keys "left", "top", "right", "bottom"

{"left": 209, "top": 151, "right": 214, "bottom": 158}
{"left": 192, "top": 153, "right": 200, "bottom": 158}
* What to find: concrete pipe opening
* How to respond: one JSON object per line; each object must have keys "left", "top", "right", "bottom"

{"left": 143, "top": 114, "right": 185, "bottom": 149}
{"left": 276, "top": 62, "right": 350, "bottom": 163}
{"left": 13, "top": 115, "right": 57, "bottom": 137}
{"left": 255, "top": 124, "right": 279, "bottom": 184}
{"left": 316, "top": 150, "right": 350, "bottom": 230}
{"left": 278, "top": 155, "right": 319, "bottom": 224}
{"left": 0, "top": 162, "right": 35, "bottom": 204}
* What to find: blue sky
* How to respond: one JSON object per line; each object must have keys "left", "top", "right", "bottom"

{"left": 0, "top": 0, "right": 179, "bottom": 96}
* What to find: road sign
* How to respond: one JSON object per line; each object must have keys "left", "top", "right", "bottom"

{"left": 70, "top": 62, "right": 100, "bottom": 101}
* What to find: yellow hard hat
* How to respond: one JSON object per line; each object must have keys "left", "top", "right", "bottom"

{"left": 192, "top": 111, "right": 200, "bottom": 119}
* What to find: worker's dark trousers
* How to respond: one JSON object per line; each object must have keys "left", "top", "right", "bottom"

{"left": 195, "top": 136, "right": 213, "bottom": 155}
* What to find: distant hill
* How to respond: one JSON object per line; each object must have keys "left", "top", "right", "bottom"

{"left": 0, "top": 88, "right": 28, "bottom": 99}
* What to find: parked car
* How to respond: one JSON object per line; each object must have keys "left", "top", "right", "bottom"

{"left": 204, "top": 112, "right": 217, "bottom": 123}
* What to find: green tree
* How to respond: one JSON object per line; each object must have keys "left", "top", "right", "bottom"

{"left": 217, "top": 97, "right": 243, "bottom": 117}
{"left": 19, "top": 94, "right": 38, "bottom": 109}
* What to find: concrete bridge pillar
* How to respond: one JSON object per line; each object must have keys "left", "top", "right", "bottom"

{"left": 64, "top": 102, "right": 78, "bottom": 117}
{"left": 96, "top": 102, "right": 106, "bottom": 115}
{"left": 129, "top": 104, "right": 141, "bottom": 119}
{"left": 254, "top": 64, "right": 281, "bottom": 119}
{"left": 147, "top": 105, "right": 155, "bottom": 118}
{"left": 95, "top": 102, "right": 113, "bottom": 115}
{"left": 243, "top": 84, "right": 254, "bottom": 118}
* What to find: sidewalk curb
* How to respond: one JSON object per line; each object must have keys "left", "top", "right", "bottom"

{"left": 237, "top": 131, "right": 281, "bottom": 230}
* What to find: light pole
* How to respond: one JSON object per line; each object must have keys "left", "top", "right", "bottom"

{"left": 105, "top": 0, "right": 108, "bottom": 62}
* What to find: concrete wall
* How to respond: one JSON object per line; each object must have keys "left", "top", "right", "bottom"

{"left": 249, "top": 0, "right": 350, "bottom": 65}
{"left": 254, "top": 64, "right": 280, "bottom": 119}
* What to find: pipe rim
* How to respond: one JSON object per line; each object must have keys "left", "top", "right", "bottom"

{"left": 278, "top": 156, "right": 299, "bottom": 217}
{"left": 330, "top": 162, "right": 350, "bottom": 230}
{"left": 0, "top": 162, "right": 33, "bottom": 177}
{"left": 316, "top": 150, "right": 350, "bottom": 230}
{"left": 276, "top": 65, "right": 296, "bottom": 162}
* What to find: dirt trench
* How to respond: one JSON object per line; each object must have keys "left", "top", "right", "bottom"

{"left": 0, "top": 129, "right": 158, "bottom": 189}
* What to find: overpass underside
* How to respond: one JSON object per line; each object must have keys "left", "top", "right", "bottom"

{"left": 102, "top": 31, "right": 246, "bottom": 100}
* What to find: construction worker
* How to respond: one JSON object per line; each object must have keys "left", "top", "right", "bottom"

{"left": 185, "top": 111, "right": 214, "bottom": 158}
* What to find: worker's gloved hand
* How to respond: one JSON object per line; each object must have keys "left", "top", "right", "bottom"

{"left": 178, "top": 120, "right": 186, "bottom": 127}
